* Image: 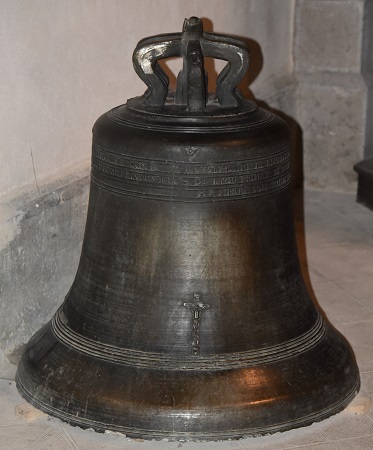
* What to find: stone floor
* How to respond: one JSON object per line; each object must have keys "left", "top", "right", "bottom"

{"left": 1, "top": 189, "right": 373, "bottom": 449}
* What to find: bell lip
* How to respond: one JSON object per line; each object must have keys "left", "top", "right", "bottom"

{"left": 15, "top": 319, "right": 360, "bottom": 441}
{"left": 16, "top": 369, "right": 360, "bottom": 441}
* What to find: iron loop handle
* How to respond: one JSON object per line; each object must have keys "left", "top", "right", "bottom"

{"left": 132, "top": 17, "right": 249, "bottom": 110}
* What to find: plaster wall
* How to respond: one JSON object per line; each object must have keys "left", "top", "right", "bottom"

{"left": 0, "top": 0, "right": 295, "bottom": 199}
{"left": 0, "top": 0, "right": 295, "bottom": 378}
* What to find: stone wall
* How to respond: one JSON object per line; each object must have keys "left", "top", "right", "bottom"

{"left": 294, "top": 0, "right": 367, "bottom": 191}
{"left": 362, "top": 0, "right": 373, "bottom": 159}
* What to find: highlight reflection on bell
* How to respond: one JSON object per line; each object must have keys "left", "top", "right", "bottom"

{"left": 16, "top": 17, "right": 360, "bottom": 440}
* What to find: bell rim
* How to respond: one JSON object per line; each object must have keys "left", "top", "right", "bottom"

{"left": 16, "top": 319, "right": 360, "bottom": 441}
{"left": 16, "top": 370, "right": 360, "bottom": 441}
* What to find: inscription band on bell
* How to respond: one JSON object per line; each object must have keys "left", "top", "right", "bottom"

{"left": 91, "top": 144, "right": 291, "bottom": 201}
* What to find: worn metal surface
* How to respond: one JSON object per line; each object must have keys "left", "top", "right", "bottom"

{"left": 16, "top": 18, "right": 360, "bottom": 440}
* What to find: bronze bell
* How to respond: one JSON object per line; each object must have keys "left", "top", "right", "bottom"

{"left": 16, "top": 17, "right": 359, "bottom": 441}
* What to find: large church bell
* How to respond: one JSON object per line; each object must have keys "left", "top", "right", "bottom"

{"left": 16, "top": 17, "right": 359, "bottom": 440}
